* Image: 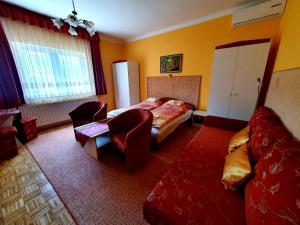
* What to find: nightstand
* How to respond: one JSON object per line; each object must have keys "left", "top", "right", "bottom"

{"left": 192, "top": 110, "right": 207, "bottom": 127}
{"left": 13, "top": 117, "right": 38, "bottom": 144}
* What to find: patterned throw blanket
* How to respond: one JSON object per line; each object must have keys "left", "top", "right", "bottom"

{"left": 107, "top": 101, "right": 163, "bottom": 118}
{"left": 129, "top": 101, "right": 163, "bottom": 110}
{"left": 151, "top": 104, "right": 192, "bottom": 129}
{"left": 107, "top": 100, "right": 195, "bottom": 130}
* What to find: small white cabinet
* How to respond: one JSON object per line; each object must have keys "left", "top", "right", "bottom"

{"left": 207, "top": 41, "right": 271, "bottom": 121}
{"left": 112, "top": 61, "right": 140, "bottom": 108}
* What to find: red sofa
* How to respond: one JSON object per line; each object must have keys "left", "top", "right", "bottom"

{"left": 144, "top": 107, "right": 300, "bottom": 225}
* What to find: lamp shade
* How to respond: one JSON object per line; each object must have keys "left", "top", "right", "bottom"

{"left": 68, "top": 26, "right": 78, "bottom": 36}
{"left": 51, "top": 18, "right": 64, "bottom": 29}
{"left": 65, "top": 14, "right": 80, "bottom": 27}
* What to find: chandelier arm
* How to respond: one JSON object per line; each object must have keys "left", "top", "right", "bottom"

{"left": 72, "top": 0, "right": 77, "bottom": 15}
{"left": 72, "top": 0, "right": 76, "bottom": 12}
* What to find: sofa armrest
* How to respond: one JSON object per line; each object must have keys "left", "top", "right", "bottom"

{"left": 93, "top": 103, "right": 107, "bottom": 121}
{"left": 0, "top": 126, "right": 17, "bottom": 138}
{"left": 204, "top": 115, "right": 248, "bottom": 132}
{"left": 107, "top": 110, "right": 138, "bottom": 135}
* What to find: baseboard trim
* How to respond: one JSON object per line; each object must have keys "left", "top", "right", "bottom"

{"left": 38, "top": 120, "right": 72, "bottom": 132}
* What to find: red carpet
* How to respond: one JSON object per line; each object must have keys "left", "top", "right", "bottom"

{"left": 26, "top": 123, "right": 199, "bottom": 225}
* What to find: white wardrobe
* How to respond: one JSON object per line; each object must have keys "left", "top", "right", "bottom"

{"left": 207, "top": 40, "right": 271, "bottom": 121}
{"left": 112, "top": 61, "right": 140, "bottom": 108}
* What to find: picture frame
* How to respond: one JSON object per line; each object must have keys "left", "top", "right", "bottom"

{"left": 160, "top": 54, "right": 182, "bottom": 73}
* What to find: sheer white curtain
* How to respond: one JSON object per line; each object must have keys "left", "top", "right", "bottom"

{"left": 1, "top": 17, "right": 95, "bottom": 104}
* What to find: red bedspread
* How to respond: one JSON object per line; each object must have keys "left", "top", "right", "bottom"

{"left": 130, "top": 101, "right": 163, "bottom": 111}
{"left": 108, "top": 101, "right": 163, "bottom": 118}
{"left": 151, "top": 104, "right": 192, "bottom": 129}
{"left": 143, "top": 126, "right": 246, "bottom": 225}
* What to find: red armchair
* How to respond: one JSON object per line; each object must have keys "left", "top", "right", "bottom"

{"left": 107, "top": 109, "right": 153, "bottom": 173}
{"left": 69, "top": 101, "right": 107, "bottom": 128}
{"left": 0, "top": 126, "right": 18, "bottom": 160}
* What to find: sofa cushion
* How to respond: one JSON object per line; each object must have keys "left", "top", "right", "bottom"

{"left": 144, "top": 127, "right": 247, "bottom": 225}
{"left": 249, "top": 119, "right": 292, "bottom": 162}
{"left": 245, "top": 141, "right": 300, "bottom": 225}
{"left": 228, "top": 126, "right": 250, "bottom": 153}
{"left": 222, "top": 144, "right": 251, "bottom": 191}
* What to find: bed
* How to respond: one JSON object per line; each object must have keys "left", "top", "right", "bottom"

{"left": 107, "top": 76, "right": 201, "bottom": 145}
{"left": 151, "top": 107, "right": 194, "bottom": 143}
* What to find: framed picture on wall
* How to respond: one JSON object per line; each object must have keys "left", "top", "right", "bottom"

{"left": 160, "top": 54, "right": 182, "bottom": 73}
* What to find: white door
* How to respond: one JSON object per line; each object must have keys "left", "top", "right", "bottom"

{"left": 207, "top": 47, "right": 238, "bottom": 118}
{"left": 228, "top": 42, "right": 271, "bottom": 120}
{"left": 112, "top": 62, "right": 130, "bottom": 108}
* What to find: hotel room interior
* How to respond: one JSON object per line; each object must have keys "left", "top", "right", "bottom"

{"left": 0, "top": 0, "right": 299, "bottom": 224}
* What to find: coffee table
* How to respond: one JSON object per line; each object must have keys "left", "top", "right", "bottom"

{"left": 74, "top": 122, "right": 110, "bottom": 159}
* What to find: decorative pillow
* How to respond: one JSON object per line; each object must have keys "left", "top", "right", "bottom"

{"left": 158, "top": 97, "right": 177, "bottom": 103}
{"left": 165, "top": 100, "right": 184, "bottom": 106}
{"left": 222, "top": 144, "right": 251, "bottom": 191}
{"left": 146, "top": 97, "right": 158, "bottom": 102}
{"left": 228, "top": 126, "right": 250, "bottom": 153}
{"left": 182, "top": 102, "right": 196, "bottom": 111}
{"left": 245, "top": 141, "right": 300, "bottom": 225}
{"left": 249, "top": 119, "right": 292, "bottom": 162}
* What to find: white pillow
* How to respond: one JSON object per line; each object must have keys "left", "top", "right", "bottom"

{"left": 165, "top": 100, "right": 184, "bottom": 106}
{"left": 146, "top": 97, "right": 158, "bottom": 102}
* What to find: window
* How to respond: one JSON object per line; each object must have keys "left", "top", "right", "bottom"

{"left": 2, "top": 17, "right": 95, "bottom": 104}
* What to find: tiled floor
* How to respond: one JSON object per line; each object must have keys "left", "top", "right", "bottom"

{"left": 0, "top": 146, "right": 76, "bottom": 225}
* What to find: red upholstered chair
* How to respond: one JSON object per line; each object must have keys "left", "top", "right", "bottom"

{"left": 69, "top": 101, "right": 107, "bottom": 128}
{"left": 107, "top": 109, "right": 153, "bottom": 173}
{"left": 0, "top": 126, "right": 18, "bottom": 160}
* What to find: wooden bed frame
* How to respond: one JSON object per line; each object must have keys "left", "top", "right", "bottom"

{"left": 147, "top": 76, "right": 201, "bottom": 107}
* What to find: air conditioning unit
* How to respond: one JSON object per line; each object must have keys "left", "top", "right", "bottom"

{"left": 232, "top": 0, "right": 286, "bottom": 26}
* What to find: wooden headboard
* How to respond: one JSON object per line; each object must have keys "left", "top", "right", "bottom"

{"left": 147, "top": 76, "right": 201, "bottom": 107}
{"left": 265, "top": 67, "right": 300, "bottom": 140}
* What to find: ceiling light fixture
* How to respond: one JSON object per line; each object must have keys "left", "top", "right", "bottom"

{"left": 51, "top": 0, "right": 96, "bottom": 37}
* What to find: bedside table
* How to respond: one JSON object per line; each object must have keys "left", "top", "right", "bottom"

{"left": 13, "top": 117, "right": 38, "bottom": 144}
{"left": 192, "top": 110, "right": 207, "bottom": 127}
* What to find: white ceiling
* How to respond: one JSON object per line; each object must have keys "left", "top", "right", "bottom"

{"left": 3, "top": 0, "right": 254, "bottom": 42}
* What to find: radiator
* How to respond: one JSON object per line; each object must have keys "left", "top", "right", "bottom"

{"left": 19, "top": 96, "right": 98, "bottom": 127}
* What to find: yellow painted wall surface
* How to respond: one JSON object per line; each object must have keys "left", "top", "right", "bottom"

{"left": 125, "top": 15, "right": 280, "bottom": 110}
{"left": 98, "top": 40, "right": 125, "bottom": 111}
{"left": 273, "top": 0, "right": 300, "bottom": 72}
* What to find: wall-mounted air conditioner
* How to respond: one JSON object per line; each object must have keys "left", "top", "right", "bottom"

{"left": 232, "top": 0, "right": 286, "bottom": 26}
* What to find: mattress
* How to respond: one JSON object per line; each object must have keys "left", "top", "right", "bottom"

{"left": 151, "top": 109, "right": 193, "bottom": 143}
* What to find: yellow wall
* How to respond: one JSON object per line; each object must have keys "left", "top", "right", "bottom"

{"left": 273, "top": 0, "right": 300, "bottom": 72}
{"left": 125, "top": 15, "right": 280, "bottom": 110}
{"left": 98, "top": 40, "right": 125, "bottom": 111}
